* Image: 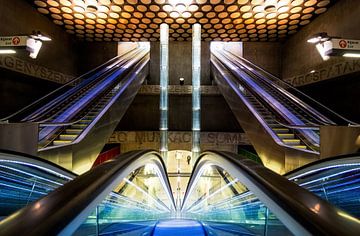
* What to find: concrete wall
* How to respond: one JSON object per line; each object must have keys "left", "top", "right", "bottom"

{"left": 116, "top": 94, "right": 242, "bottom": 132}
{"left": 149, "top": 41, "right": 211, "bottom": 85}
{"left": 0, "top": 0, "right": 78, "bottom": 75}
{"left": 281, "top": 0, "right": 360, "bottom": 123}
{"left": 243, "top": 42, "right": 282, "bottom": 77}
{"left": 76, "top": 41, "right": 118, "bottom": 74}
{"left": 282, "top": 0, "right": 360, "bottom": 80}
{"left": 0, "top": 0, "right": 119, "bottom": 115}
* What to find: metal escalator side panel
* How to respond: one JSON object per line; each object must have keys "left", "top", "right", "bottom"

{"left": 20, "top": 48, "right": 142, "bottom": 123}
{"left": 212, "top": 49, "right": 320, "bottom": 147}
{"left": 0, "top": 150, "right": 176, "bottom": 236}
{"left": 38, "top": 55, "right": 150, "bottom": 174}
{"left": 37, "top": 49, "right": 149, "bottom": 149}
{"left": 181, "top": 151, "right": 360, "bottom": 236}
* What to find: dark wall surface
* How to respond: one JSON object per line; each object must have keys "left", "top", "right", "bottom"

{"left": 299, "top": 72, "right": 360, "bottom": 124}
{"left": 0, "top": 0, "right": 78, "bottom": 75}
{"left": 282, "top": 0, "right": 360, "bottom": 79}
{"left": 242, "top": 42, "right": 282, "bottom": 77}
{"left": 149, "top": 41, "right": 211, "bottom": 85}
{"left": 117, "top": 94, "right": 242, "bottom": 132}
{"left": 0, "top": 0, "right": 119, "bottom": 115}
{"left": 0, "top": 68, "right": 59, "bottom": 117}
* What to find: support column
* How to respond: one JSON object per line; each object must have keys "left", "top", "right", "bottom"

{"left": 192, "top": 23, "right": 201, "bottom": 164}
{"left": 159, "top": 23, "right": 169, "bottom": 164}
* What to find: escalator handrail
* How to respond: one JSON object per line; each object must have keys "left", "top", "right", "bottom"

{"left": 38, "top": 54, "right": 150, "bottom": 150}
{"left": 0, "top": 150, "right": 176, "bottom": 236}
{"left": 28, "top": 48, "right": 145, "bottom": 124}
{"left": 213, "top": 50, "right": 332, "bottom": 127}
{"left": 0, "top": 48, "right": 138, "bottom": 123}
{"left": 226, "top": 49, "right": 359, "bottom": 126}
{"left": 211, "top": 56, "right": 320, "bottom": 152}
{"left": 181, "top": 151, "right": 360, "bottom": 236}
{"left": 285, "top": 152, "right": 360, "bottom": 178}
{"left": 0, "top": 149, "right": 76, "bottom": 179}
{"left": 37, "top": 54, "right": 150, "bottom": 128}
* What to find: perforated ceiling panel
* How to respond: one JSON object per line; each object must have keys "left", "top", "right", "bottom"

{"left": 33, "top": 0, "right": 334, "bottom": 42}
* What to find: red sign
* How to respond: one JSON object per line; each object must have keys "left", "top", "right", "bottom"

{"left": 12, "top": 36, "right": 20, "bottom": 45}
{"left": 339, "top": 40, "right": 347, "bottom": 48}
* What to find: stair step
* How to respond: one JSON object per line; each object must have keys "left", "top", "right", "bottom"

{"left": 53, "top": 140, "right": 72, "bottom": 146}
{"left": 272, "top": 128, "right": 289, "bottom": 133}
{"left": 66, "top": 129, "right": 82, "bottom": 134}
{"left": 277, "top": 133, "right": 295, "bottom": 139}
{"left": 59, "top": 134, "right": 78, "bottom": 140}
{"left": 71, "top": 124, "right": 87, "bottom": 129}
{"left": 78, "top": 119, "right": 92, "bottom": 124}
{"left": 282, "top": 139, "right": 301, "bottom": 145}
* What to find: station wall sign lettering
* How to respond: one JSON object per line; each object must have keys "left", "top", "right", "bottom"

{"left": 138, "top": 85, "right": 220, "bottom": 95}
{"left": 285, "top": 59, "right": 360, "bottom": 87}
{"left": 109, "top": 131, "right": 249, "bottom": 145}
{"left": 0, "top": 55, "right": 74, "bottom": 84}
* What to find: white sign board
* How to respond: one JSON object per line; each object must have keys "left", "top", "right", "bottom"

{"left": 0, "top": 36, "right": 28, "bottom": 47}
{"left": 331, "top": 38, "right": 360, "bottom": 50}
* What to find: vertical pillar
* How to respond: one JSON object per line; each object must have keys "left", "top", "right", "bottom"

{"left": 192, "top": 23, "right": 201, "bottom": 163}
{"left": 159, "top": 24, "right": 169, "bottom": 164}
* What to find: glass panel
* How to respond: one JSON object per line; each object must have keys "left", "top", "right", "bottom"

{"left": 290, "top": 163, "right": 360, "bottom": 218}
{"left": 0, "top": 159, "right": 72, "bottom": 217}
{"left": 182, "top": 165, "right": 293, "bottom": 236}
{"left": 74, "top": 164, "right": 173, "bottom": 235}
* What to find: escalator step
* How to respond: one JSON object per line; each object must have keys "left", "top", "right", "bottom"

{"left": 71, "top": 124, "right": 87, "bottom": 129}
{"left": 282, "top": 139, "right": 301, "bottom": 145}
{"left": 53, "top": 140, "right": 72, "bottom": 146}
{"left": 78, "top": 119, "right": 92, "bottom": 124}
{"left": 272, "top": 128, "right": 289, "bottom": 133}
{"left": 277, "top": 133, "right": 295, "bottom": 139}
{"left": 66, "top": 129, "right": 82, "bottom": 134}
{"left": 59, "top": 134, "right": 78, "bottom": 140}
{"left": 293, "top": 145, "right": 307, "bottom": 149}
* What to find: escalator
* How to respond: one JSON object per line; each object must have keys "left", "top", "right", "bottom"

{"left": 0, "top": 150, "right": 359, "bottom": 235}
{"left": 0, "top": 43, "right": 150, "bottom": 174}
{"left": 211, "top": 44, "right": 360, "bottom": 173}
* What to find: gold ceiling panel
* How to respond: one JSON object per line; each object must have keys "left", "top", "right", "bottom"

{"left": 33, "top": 0, "right": 336, "bottom": 42}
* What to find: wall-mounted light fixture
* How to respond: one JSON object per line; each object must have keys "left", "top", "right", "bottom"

{"left": 308, "top": 32, "right": 360, "bottom": 60}
{"left": 179, "top": 77, "right": 185, "bottom": 86}
{"left": 0, "top": 31, "right": 51, "bottom": 59}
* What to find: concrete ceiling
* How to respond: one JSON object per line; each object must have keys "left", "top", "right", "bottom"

{"left": 32, "top": 0, "right": 335, "bottom": 42}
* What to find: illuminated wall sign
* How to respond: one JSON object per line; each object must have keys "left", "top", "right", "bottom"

{"left": 0, "top": 36, "right": 28, "bottom": 47}
{"left": 324, "top": 38, "right": 360, "bottom": 56}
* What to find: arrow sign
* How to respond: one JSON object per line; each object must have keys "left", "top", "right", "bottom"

{"left": 0, "top": 36, "right": 28, "bottom": 47}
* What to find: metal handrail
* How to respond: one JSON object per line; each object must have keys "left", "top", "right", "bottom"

{"left": 37, "top": 53, "right": 150, "bottom": 128}
{"left": 0, "top": 47, "right": 139, "bottom": 123}
{"left": 0, "top": 149, "right": 76, "bottom": 179}
{"left": 181, "top": 151, "right": 360, "bottom": 236}
{"left": 226, "top": 49, "right": 359, "bottom": 126}
{"left": 213, "top": 49, "right": 332, "bottom": 127}
{"left": 211, "top": 55, "right": 320, "bottom": 152}
{"left": 0, "top": 150, "right": 176, "bottom": 236}
{"left": 24, "top": 48, "right": 143, "bottom": 123}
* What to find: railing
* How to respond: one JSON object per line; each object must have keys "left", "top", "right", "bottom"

{"left": 224, "top": 48, "right": 359, "bottom": 126}
{"left": 0, "top": 47, "right": 141, "bottom": 123}
{"left": 182, "top": 151, "right": 360, "bottom": 236}
{"left": 0, "top": 150, "right": 176, "bottom": 236}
